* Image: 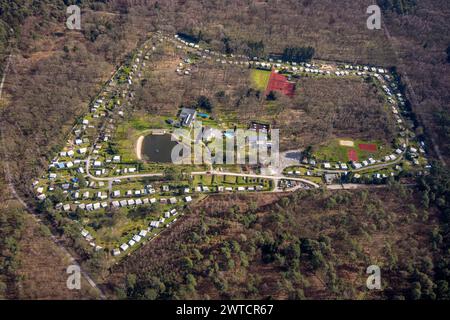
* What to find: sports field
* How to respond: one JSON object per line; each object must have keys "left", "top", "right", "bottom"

{"left": 314, "top": 139, "right": 387, "bottom": 162}
{"left": 348, "top": 149, "right": 358, "bottom": 161}
{"left": 265, "top": 70, "right": 296, "bottom": 97}
{"left": 358, "top": 143, "right": 377, "bottom": 152}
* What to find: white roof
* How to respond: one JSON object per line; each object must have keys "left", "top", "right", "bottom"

{"left": 139, "top": 230, "right": 148, "bottom": 237}
{"left": 150, "top": 221, "right": 160, "bottom": 228}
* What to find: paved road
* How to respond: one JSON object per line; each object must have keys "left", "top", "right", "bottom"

{"left": 327, "top": 183, "right": 416, "bottom": 190}
{"left": 191, "top": 170, "right": 321, "bottom": 188}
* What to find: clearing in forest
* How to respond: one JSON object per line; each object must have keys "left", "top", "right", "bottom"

{"left": 250, "top": 69, "right": 271, "bottom": 91}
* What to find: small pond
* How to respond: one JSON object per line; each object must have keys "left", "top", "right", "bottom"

{"left": 141, "top": 134, "right": 179, "bottom": 163}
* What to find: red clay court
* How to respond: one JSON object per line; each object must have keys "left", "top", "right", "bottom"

{"left": 358, "top": 143, "right": 377, "bottom": 152}
{"left": 265, "top": 70, "right": 296, "bottom": 97}
{"left": 348, "top": 149, "right": 358, "bottom": 161}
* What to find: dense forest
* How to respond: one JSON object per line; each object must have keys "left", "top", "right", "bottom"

{"left": 417, "top": 163, "right": 450, "bottom": 299}
{"left": 377, "top": 0, "right": 417, "bottom": 14}
{"left": 0, "top": 203, "right": 25, "bottom": 298}
{"left": 0, "top": 0, "right": 449, "bottom": 299}
{"left": 109, "top": 172, "right": 448, "bottom": 299}
{"left": 282, "top": 46, "right": 315, "bottom": 63}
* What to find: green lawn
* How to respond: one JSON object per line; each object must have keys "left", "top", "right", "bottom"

{"left": 251, "top": 69, "right": 271, "bottom": 91}
{"left": 314, "top": 138, "right": 391, "bottom": 162}
{"left": 192, "top": 174, "right": 272, "bottom": 189}
{"left": 114, "top": 113, "right": 173, "bottom": 162}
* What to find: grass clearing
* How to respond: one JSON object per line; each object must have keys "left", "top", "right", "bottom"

{"left": 314, "top": 138, "right": 390, "bottom": 162}
{"left": 250, "top": 69, "right": 271, "bottom": 91}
